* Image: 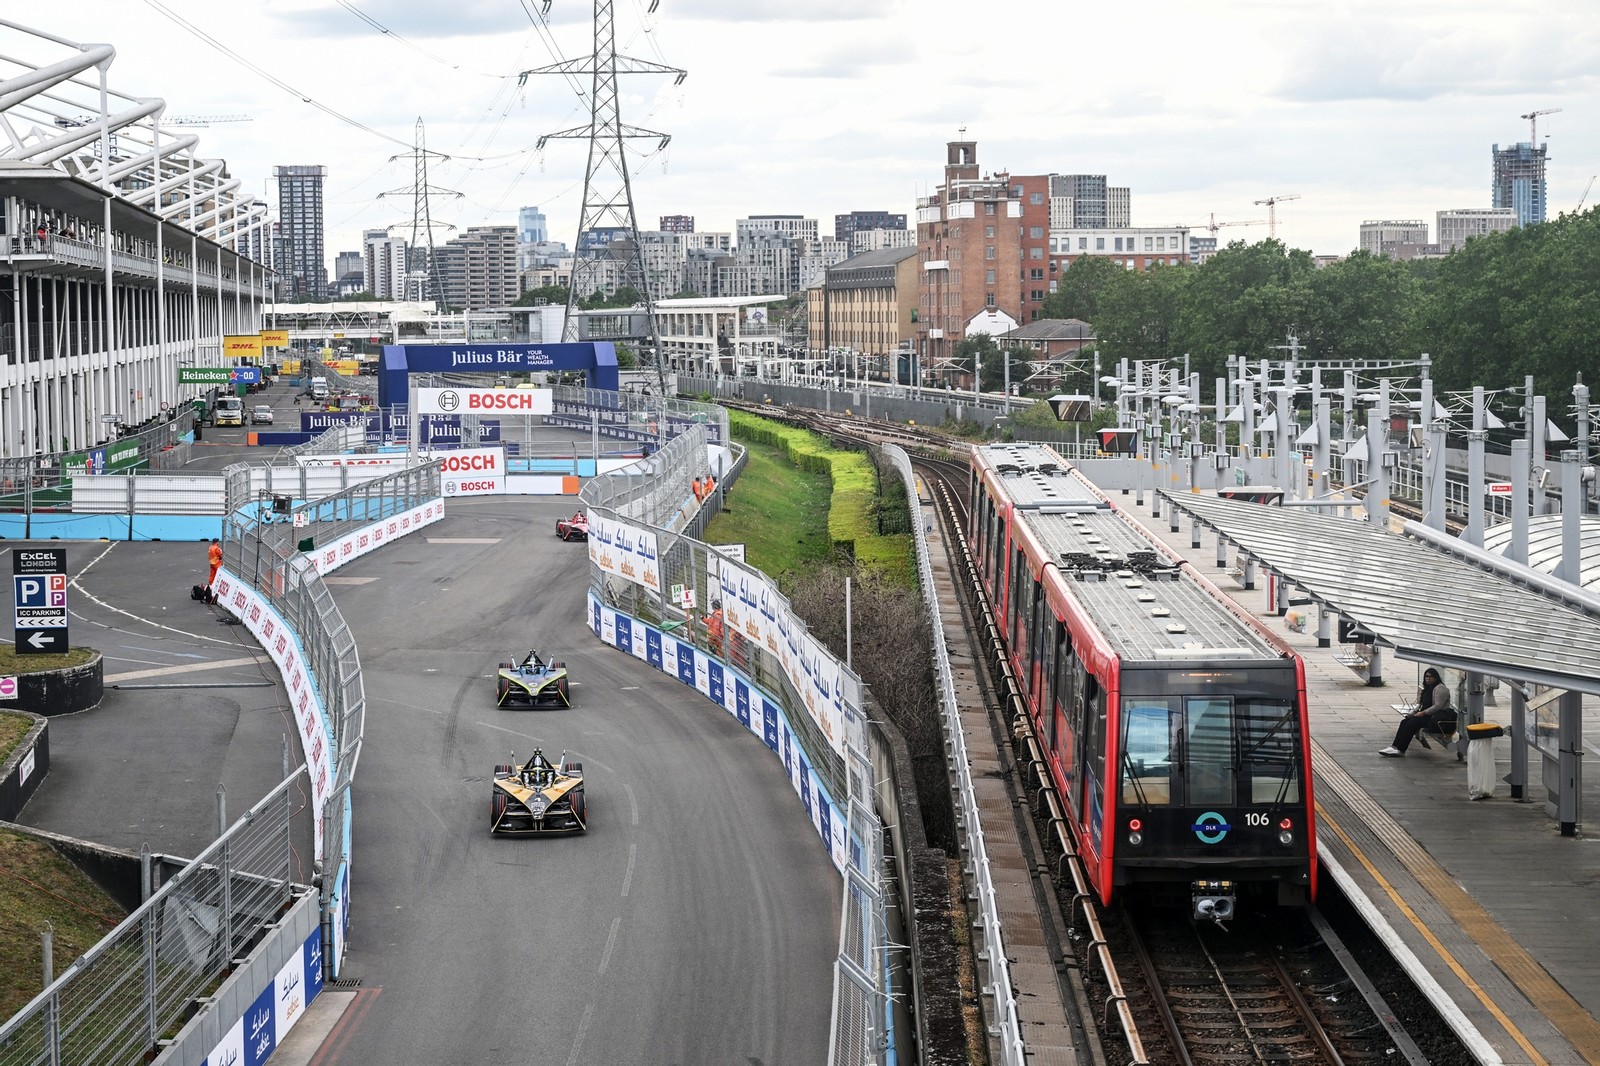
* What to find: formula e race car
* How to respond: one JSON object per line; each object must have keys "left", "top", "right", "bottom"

{"left": 490, "top": 749, "right": 586, "bottom": 835}
{"left": 495, "top": 649, "right": 571, "bottom": 707}
{"left": 555, "top": 511, "right": 589, "bottom": 541}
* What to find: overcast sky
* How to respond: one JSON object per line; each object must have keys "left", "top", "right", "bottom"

{"left": 10, "top": 1, "right": 1599, "bottom": 264}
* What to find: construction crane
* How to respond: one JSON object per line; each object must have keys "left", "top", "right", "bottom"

{"left": 1579, "top": 175, "right": 1597, "bottom": 213}
{"left": 1194, "top": 213, "right": 1268, "bottom": 236}
{"left": 1520, "top": 108, "right": 1561, "bottom": 144}
{"left": 1252, "top": 194, "right": 1301, "bottom": 238}
{"left": 165, "top": 115, "right": 254, "bottom": 127}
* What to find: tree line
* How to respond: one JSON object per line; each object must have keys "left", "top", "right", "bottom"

{"left": 1022, "top": 205, "right": 1600, "bottom": 405}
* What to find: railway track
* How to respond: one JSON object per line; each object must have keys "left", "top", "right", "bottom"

{"left": 726, "top": 402, "right": 1446, "bottom": 1066}
{"left": 1124, "top": 907, "right": 1342, "bottom": 1065}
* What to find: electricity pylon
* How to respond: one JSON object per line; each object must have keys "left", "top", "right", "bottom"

{"left": 521, "top": 1, "right": 685, "bottom": 387}
{"left": 377, "top": 118, "right": 460, "bottom": 308}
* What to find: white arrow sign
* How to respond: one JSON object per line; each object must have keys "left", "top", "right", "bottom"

{"left": 27, "top": 632, "right": 51, "bottom": 649}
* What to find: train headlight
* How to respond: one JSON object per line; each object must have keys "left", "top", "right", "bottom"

{"left": 1278, "top": 817, "right": 1293, "bottom": 846}
{"left": 1127, "top": 818, "right": 1143, "bottom": 846}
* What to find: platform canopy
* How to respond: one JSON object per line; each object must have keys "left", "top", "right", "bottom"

{"left": 1161, "top": 492, "right": 1600, "bottom": 696}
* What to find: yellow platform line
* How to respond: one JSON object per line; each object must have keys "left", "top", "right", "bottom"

{"left": 1315, "top": 744, "right": 1600, "bottom": 1064}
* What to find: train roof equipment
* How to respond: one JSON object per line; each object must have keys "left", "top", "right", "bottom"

{"left": 978, "top": 444, "right": 1284, "bottom": 663}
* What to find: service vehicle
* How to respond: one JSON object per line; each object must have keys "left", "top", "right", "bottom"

{"left": 556, "top": 511, "right": 589, "bottom": 541}
{"left": 495, "top": 649, "right": 571, "bottom": 707}
{"left": 212, "top": 396, "right": 244, "bottom": 427}
{"left": 250, "top": 405, "right": 275, "bottom": 425}
{"left": 490, "top": 749, "right": 586, "bottom": 834}
{"left": 309, "top": 376, "right": 329, "bottom": 401}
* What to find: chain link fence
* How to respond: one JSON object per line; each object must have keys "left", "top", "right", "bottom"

{"left": 0, "top": 771, "right": 311, "bottom": 1066}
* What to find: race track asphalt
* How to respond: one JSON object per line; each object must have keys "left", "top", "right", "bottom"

{"left": 15, "top": 489, "right": 841, "bottom": 1065}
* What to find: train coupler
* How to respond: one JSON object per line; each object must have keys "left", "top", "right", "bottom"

{"left": 1191, "top": 879, "right": 1236, "bottom": 923}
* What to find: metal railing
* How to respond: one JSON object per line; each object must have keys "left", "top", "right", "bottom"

{"left": 891, "top": 443, "right": 1026, "bottom": 1065}
{"left": 830, "top": 747, "right": 892, "bottom": 1066}
{"left": 0, "top": 407, "right": 197, "bottom": 490}
{"left": 0, "top": 771, "right": 310, "bottom": 1066}
{"left": 220, "top": 463, "right": 437, "bottom": 786}
{"left": 581, "top": 426, "right": 853, "bottom": 801}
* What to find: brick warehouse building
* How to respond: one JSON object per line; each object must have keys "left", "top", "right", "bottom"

{"left": 915, "top": 141, "right": 1024, "bottom": 383}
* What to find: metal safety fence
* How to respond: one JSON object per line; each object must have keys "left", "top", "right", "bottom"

{"left": 219, "top": 462, "right": 438, "bottom": 790}
{"left": 888, "top": 444, "right": 1027, "bottom": 1065}
{"left": 581, "top": 425, "right": 851, "bottom": 802}
{"left": 0, "top": 770, "right": 311, "bottom": 1066}
{"left": 0, "top": 406, "right": 197, "bottom": 489}
{"left": 829, "top": 747, "right": 891, "bottom": 1066}
{"left": 579, "top": 424, "right": 891, "bottom": 1064}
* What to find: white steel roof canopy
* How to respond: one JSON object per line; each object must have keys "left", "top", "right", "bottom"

{"left": 1160, "top": 491, "right": 1600, "bottom": 696}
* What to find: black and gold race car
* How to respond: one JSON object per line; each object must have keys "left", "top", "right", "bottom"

{"left": 490, "top": 749, "right": 587, "bottom": 835}
{"left": 495, "top": 649, "right": 571, "bottom": 707}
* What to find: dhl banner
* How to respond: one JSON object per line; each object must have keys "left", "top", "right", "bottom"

{"left": 261, "top": 330, "right": 289, "bottom": 348}
{"left": 224, "top": 334, "right": 263, "bottom": 359}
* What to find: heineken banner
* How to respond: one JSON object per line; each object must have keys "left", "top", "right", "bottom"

{"left": 62, "top": 440, "right": 143, "bottom": 476}
{"left": 178, "top": 366, "right": 263, "bottom": 385}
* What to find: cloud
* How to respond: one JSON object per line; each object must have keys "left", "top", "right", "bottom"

{"left": 1273, "top": 13, "right": 1600, "bottom": 103}
{"left": 671, "top": 0, "right": 898, "bottom": 21}
{"left": 270, "top": 0, "right": 562, "bottom": 40}
{"left": 769, "top": 42, "right": 915, "bottom": 79}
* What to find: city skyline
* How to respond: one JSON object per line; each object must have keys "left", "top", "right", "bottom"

{"left": 22, "top": 2, "right": 1600, "bottom": 270}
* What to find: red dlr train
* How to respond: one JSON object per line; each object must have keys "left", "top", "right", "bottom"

{"left": 970, "top": 443, "right": 1317, "bottom": 918}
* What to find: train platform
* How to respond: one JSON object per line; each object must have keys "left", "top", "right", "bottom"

{"left": 1117, "top": 488, "right": 1600, "bottom": 1066}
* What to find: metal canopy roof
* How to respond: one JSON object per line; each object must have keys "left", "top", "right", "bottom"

{"left": 1160, "top": 492, "right": 1600, "bottom": 695}
{"left": 1481, "top": 515, "right": 1600, "bottom": 591}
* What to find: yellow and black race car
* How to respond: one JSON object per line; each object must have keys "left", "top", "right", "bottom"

{"left": 490, "top": 749, "right": 587, "bottom": 835}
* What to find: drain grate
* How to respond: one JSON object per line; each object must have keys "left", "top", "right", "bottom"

{"left": 327, "top": 978, "right": 364, "bottom": 989}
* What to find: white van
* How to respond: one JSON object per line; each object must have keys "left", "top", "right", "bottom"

{"left": 309, "top": 376, "right": 329, "bottom": 401}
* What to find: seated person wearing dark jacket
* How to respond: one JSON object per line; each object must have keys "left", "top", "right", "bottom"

{"left": 1380, "top": 668, "right": 1454, "bottom": 757}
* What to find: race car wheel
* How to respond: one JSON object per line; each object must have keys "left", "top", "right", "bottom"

{"left": 564, "top": 762, "right": 583, "bottom": 776}
{"left": 496, "top": 678, "right": 511, "bottom": 706}
{"left": 497, "top": 662, "right": 513, "bottom": 670}
{"left": 494, "top": 764, "right": 513, "bottom": 775}
{"left": 569, "top": 788, "right": 586, "bottom": 827}
{"left": 555, "top": 676, "right": 570, "bottom": 705}
{"left": 490, "top": 787, "right": 508, "bottom": 830}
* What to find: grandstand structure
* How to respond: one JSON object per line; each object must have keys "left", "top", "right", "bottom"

{"left": 0, "top": 20, "right": 270, "bottom": 458}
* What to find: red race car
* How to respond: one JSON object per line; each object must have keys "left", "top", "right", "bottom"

{"left": 556, "top": 511, "right": 589, "bottom": 541}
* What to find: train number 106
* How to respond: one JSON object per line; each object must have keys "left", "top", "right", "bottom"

{"left": 1244, "top": 813, "right": 1272, "bottom": 827}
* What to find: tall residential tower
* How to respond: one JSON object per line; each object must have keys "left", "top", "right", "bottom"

{"left": 273, "top": 165, "right": 328, "bottom": 300}
{"left": 1492, "top": 142, "right": 1547, "bottom": 226}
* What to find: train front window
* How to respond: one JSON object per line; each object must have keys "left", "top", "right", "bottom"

{"left": 1120, "top": 700, "right": 1173, "bottom": 806}
{"left": 1241, "top": 701, "right": 1300, "bottom": 803}
{"left": 1184, "top": 697, "right": 1236, "bottom": 807}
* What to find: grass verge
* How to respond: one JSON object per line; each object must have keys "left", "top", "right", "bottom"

{"left": 0, "top": 711, "right": 32, "bottom": 768}
{"left": 0, "top": 829, "right": 127, "bottom": 1019}
{"left": 704, "top": 432, "right": 835, "bottom": 587}
{"left": 0, "top": 647, "right": 96, "bottom": 674}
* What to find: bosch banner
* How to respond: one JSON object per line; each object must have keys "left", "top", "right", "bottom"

{"left": 433, "top": 447, "right": 506, "bottom": 497}
{"left": 416, "top": 387, "right": 553, "bottom": 416}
